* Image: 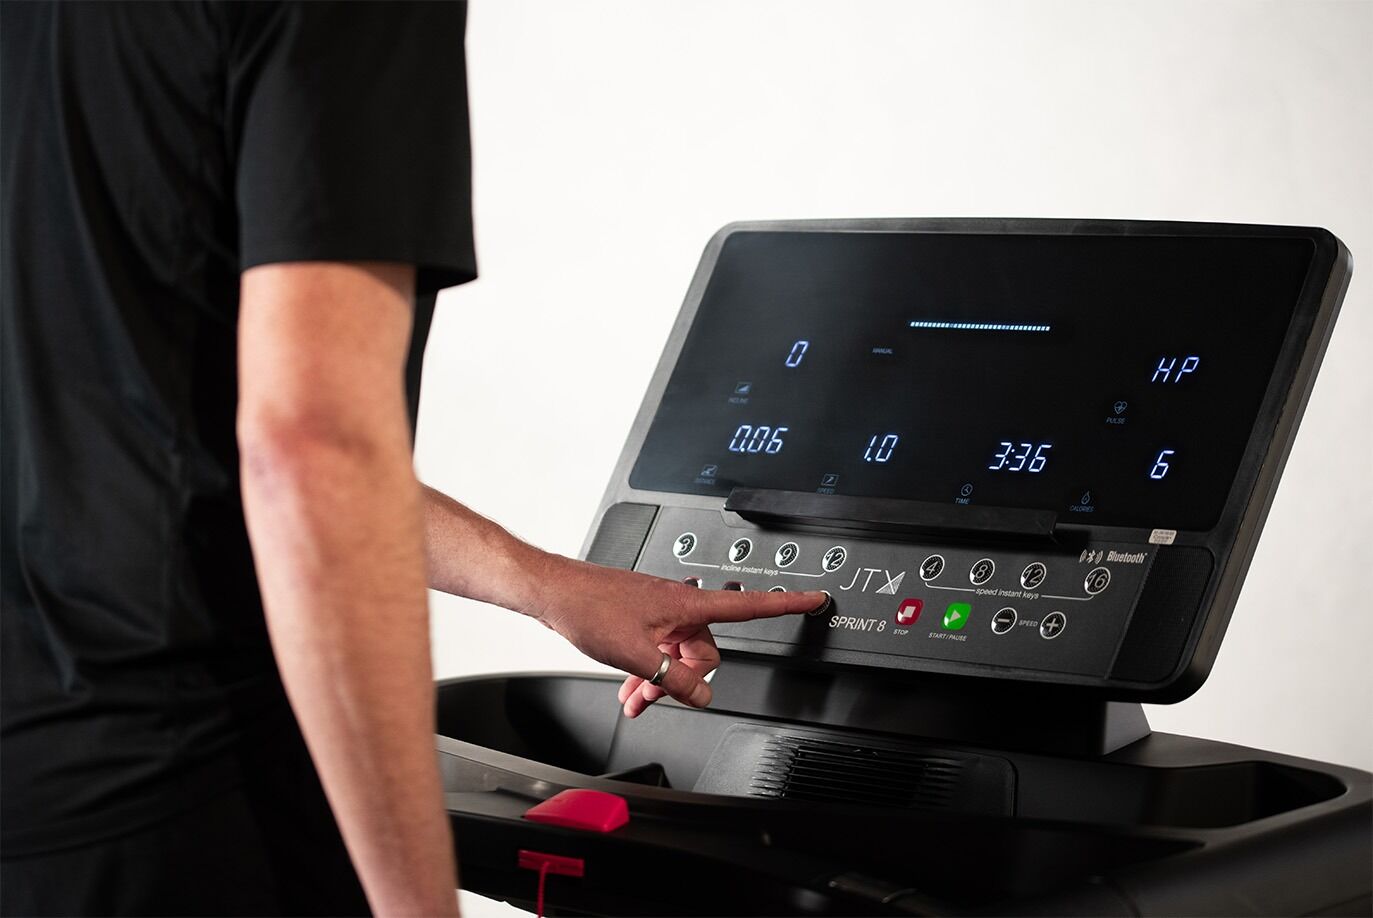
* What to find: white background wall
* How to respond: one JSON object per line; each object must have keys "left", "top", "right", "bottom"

{"left": 418, "top": 3, "right": 1372, "bottom": 908}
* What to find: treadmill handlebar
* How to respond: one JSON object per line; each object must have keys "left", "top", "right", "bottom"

{"left": 723, "top": 486, "right": 1059, "bottom": 542}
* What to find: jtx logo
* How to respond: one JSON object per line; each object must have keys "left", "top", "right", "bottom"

{"left": 839, "top": 568, "right": 906, "bottom": 595}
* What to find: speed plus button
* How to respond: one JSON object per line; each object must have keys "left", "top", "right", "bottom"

{"left": 1040, "top": 611, "right": 1067, "bottom": 639}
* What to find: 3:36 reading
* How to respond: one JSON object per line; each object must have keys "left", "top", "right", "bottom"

{"left": 989, "top": 441, "right": 1052, "bottom": 473}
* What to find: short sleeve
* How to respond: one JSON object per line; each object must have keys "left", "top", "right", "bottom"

{"left": 230, "top": 2, "right": 475, "bottom": 293}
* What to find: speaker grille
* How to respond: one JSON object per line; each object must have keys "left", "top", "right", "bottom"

{"left": 1110, "top": 546, "right": 1214, "bottom": 684}
{"left": 585, "top": 502, "right": 658, "bottom": 570}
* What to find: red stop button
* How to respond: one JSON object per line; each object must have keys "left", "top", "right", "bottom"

{"left": 895, "top": 598, "right": 923, "bottom": 626}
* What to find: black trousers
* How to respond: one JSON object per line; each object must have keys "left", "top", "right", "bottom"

{"left": 1, "top": 769, "right": 371, "bottom": 917}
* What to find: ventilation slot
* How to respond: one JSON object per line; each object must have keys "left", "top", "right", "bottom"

{"left": 585, "top": 502, "right": 658, "bottom": 570}
{"left": 747, "top": 734, "right": 1013, "bottom": 815}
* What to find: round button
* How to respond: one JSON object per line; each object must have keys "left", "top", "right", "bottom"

{"left": 969, "top": 557, "right": 996, "bottom": 585}
{"left": 673, "top": 532, "right": 697, "bottom": 558}
{"left": 1020, "top": 562, "right": 1047, "bottom": 591}
{"left": 919, "top": 554, "right": 945, "bottom": 581}
{"left": 1084, "top": 566, "right": 1111, "bottom": 595}
{"left": 775, "top": 541, "right": 800, "bottom": 568}
{"left": 767, "top": 585, "right": 786, "bottom": 593}
{"left": 681, "top": 576, "right": 702, "bottom": 588}
{"left": 721, "top": 581, "right": 744, "bottom": 591}
{"left": 991, "top": 607, "right": 1018, "bottom": 635}
{"left": 822, "top": 545, "right": 848, "bottom": 573}
{"left": 728, "top": 537, "right": 753, "bottom": 564}
{"left": 808, "top": 591, "right": 833, "bottom": 615}
{"left": 1040, "top": 611, "right": 1067, "bottom": 639}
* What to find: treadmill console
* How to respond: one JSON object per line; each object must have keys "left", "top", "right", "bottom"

{"left": 583, "top": 220, "right": 1349, "bottom": 700}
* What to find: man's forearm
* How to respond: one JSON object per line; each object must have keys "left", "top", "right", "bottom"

{"left": 243, "top": 429, "right": 457, "bottom": 916}
{"left": 422, "top": 485, "right": 547, "bottom": 613}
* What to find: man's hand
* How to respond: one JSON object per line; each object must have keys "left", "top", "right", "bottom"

{"left": 421, "top": 488, "right": 827, "bottom": 718}
{"left": 520, "top": 555, "right": 827, "bottom": 718}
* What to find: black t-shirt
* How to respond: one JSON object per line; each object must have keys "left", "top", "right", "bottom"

{"left": 1, "top": 2, "right": 475, "bottom": 856}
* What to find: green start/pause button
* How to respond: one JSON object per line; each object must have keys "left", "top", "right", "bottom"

{"left": 942, "top": 602, "right": 971, "bottom": 630}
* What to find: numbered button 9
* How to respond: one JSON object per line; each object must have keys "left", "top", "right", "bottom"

{"left": 775, "top": 541, "right": 799, "bottom": 568}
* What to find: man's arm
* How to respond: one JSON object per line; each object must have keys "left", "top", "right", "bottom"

{"left": 421, "top": 487, "right": 829, "bottom": 717}
{"left": 238, "top": 262, "right": 457, "bottom": 917}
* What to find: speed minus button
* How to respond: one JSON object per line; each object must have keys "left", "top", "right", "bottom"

{"left": 991, "top": 607, "right": 1017, "bottom": 635}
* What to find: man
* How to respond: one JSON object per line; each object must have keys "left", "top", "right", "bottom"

{"left": 0, "top": 4, "right": 824, "bottom": 915}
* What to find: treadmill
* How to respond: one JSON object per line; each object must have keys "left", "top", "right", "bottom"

{"left": 435, "top": 219, "right": 1371, "bottom": 916}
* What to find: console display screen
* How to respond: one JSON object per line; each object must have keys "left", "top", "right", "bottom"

{"left": 629, "top": 231, "right": 1314, "bottom": 530}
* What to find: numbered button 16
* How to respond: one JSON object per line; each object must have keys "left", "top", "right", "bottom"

{"left": 1084, "top": 566, "right": 1111, "bottom": 595}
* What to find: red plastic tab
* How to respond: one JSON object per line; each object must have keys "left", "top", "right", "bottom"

{"left": 517, "top": 849, "right": 585, "bottom": 877}
{"left": 523, "top": 789, "right": 630, "bottom": 833}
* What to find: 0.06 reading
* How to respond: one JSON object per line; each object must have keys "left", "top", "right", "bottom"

{"left": 728, "top": 424, "right": 788, "bottom": 454}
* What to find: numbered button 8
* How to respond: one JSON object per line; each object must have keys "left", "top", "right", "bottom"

{"left": 969, "top": 558, "right": 996, "bottom": 586}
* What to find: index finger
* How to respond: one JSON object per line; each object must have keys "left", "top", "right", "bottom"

{"left": 683, "top": 588, "right": 830, "bottom": 625}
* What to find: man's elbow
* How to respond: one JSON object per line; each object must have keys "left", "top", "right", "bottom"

{"left": 237, "top": 406, "right": 391, "bottom": 497}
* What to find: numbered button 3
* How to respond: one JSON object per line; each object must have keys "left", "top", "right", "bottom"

{"left": 673, "top": 532, "right": 697, "bottom": 558}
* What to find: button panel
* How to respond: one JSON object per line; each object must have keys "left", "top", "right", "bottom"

{"left": 637, "top": 506, "right": 1158, "bottom": 679}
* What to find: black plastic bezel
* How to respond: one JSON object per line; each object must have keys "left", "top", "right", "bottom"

{"left": 581, "top": 219, "right": 1350, "bottom": 702}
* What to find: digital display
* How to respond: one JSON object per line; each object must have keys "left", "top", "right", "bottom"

{"left": 628, "top": 231, "right": 1314, "bottom": 530}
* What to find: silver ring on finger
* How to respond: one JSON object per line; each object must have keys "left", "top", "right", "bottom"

{"left": 648, "top": 651, "right": 672, "bottom": 687}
